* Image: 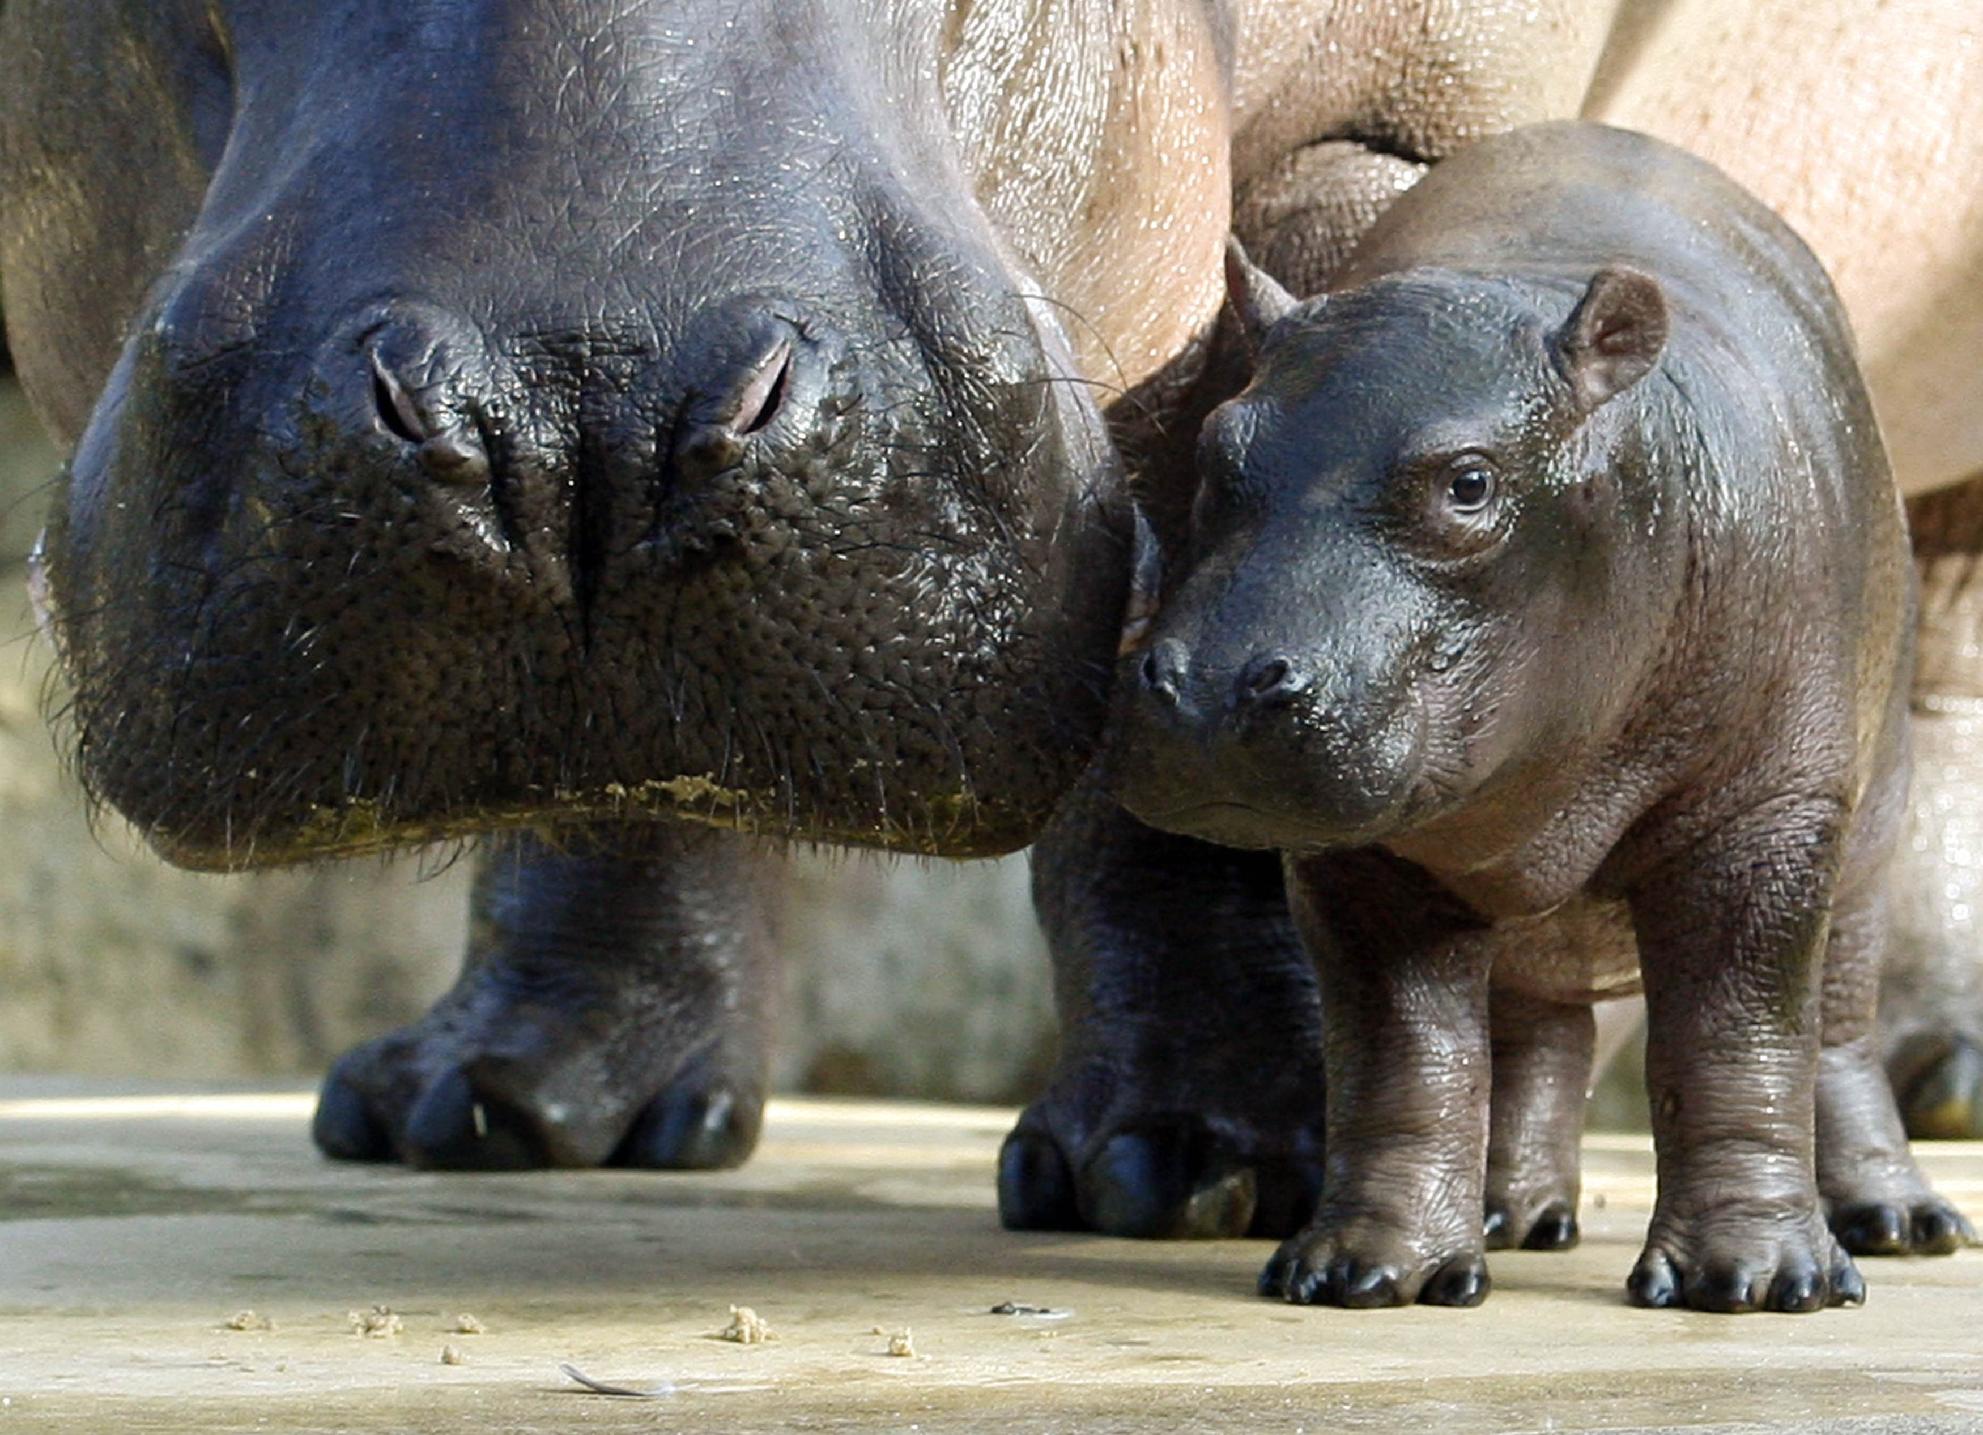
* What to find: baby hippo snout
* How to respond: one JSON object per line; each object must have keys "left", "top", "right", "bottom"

{"left": 1138, "top": 640, "right": 1310, "bottom": 708}
{"left": 1117, "top": 636, "right": 1421, "bottom": 854}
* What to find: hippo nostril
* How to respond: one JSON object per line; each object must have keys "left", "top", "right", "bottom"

{"left": 730, "top": 338, "right": 794, "bottom": 436}
{"left": 368, "top": 346, "right": 490, "bottom": 485}
{"left": 1236, "top": 654, "right": 1307, "bottom": 706}
{"left": 370, "top": 352, "right": 428, "bottom": 445}
{"left": 417, "top": 427, "right": 490, "bottom": 484}
{"left": 1245, "top": 659, "right": 1289, "bottom": 695}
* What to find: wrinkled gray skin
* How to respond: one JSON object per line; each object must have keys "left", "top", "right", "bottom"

{"left": 1112, "top": 122, "right": 1975, "bottom": 1312}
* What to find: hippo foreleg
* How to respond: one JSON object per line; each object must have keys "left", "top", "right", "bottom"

{"left": 998, "top": 771, "right": 1327, "bottom": 1240}
{"left": 312, "top": 823, "right": 777, "bottom": 1171}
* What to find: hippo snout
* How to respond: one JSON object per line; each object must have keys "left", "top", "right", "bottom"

{"left": 310, "top": 298, "right": 843, "bottom": 592}
{"left": 1137, "top": 640, "right": 1312, "bottom": 714}
{"left": 1113, "top": 634, "right": 1423, "bottom": 853}
{"left": 45, "top": 244, "right": 1125, "bottom": 865}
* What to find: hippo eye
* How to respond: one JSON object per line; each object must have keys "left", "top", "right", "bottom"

{"left": 1445, "top": 462, "right": 1497, "bottom": 514}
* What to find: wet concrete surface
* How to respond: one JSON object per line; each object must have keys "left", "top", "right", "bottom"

{"left": 0, "top": 1083, "right": 1979, "bottom": 1433}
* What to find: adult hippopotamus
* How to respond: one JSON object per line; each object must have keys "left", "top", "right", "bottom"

{"left": 0, "top": 0, "right": 1237, "bottom": 1166}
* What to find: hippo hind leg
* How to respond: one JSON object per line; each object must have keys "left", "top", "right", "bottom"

{"left": 1817, "top": 828, "right": 1976, "bottom": 1254}
{"left": 313, "top": 822, "right": 776, "bottom": 1172}
{"left": 1483, "top": 989, "right": 1593, "bottom": 1252}
{"left": 1885, "top": 475, "right": 1983, "bottom": 1140}
{"left": 999, "top": 773, "right": 1327, "bottom": 1240}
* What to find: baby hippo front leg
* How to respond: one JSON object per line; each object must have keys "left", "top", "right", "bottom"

{"left": 1627, "top": 802, "right": 1863, "bottom": 1313}
{"left": 1264, "top": 851, "right": 1496, "bottom": 1307}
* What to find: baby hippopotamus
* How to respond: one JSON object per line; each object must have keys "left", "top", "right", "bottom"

{"left": 1112, "top": 120, "right": 1975, "bottom": 1313}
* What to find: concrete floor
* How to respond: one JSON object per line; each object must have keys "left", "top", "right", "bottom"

{"left": 1, "top": 1083, "right": 1980, "bottom": 1433}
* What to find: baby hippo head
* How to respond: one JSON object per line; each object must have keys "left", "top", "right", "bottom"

{"left": 1111, "top": 242, "right": 1673, "bottom": 855}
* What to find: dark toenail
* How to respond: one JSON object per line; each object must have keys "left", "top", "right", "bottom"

{"left": 402, "top": 1068, "right": 543, "bottom": 1171}
{"left": 1523, "top": 1206, "right": 1580, "bottom": 1251}
{"left": 311, "top": 1076, "right": 392, "bottom": 1162}
{"left": 615, "top": 1082, "right": 763, "bottom": 1171}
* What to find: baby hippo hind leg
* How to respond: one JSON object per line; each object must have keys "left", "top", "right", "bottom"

{"left": 1816, "top": 860, "right": 1977, "bottom": 1255}
{"left": 1884, "top": 475, "right": 1983, "bottom": 1139}
{"left": 1485, "top": 988, "right": 1594, "bottom": 1252}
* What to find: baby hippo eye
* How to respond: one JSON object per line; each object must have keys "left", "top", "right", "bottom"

{"left": 1445, "top": 461, "right": 1497, "bottom": 513}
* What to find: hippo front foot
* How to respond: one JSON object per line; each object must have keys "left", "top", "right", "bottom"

{"left": 1261, "top": 1223, "right": 1491, "bottom": 1308}
{"left": 313, "top": 1012, "right": 767, "bottom": 1172}
{"left": 997, "top": 1094, "right": 1324, "bottom": 1241}
{"left": 1627, "top": 1211, "right": 1864, "bottom": 1313}
{"left": 1005, "top": 790, "right": 1327, "bottom": 1239}
{"left": 312, "top": 824, "right": 777, "bottom": 1171}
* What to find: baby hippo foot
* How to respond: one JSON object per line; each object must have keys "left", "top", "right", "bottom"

{"left": 1482, "top": 991, "right": 1599, "bottom": 1252}
{"left": 1830, "top": 1188, "right": 1976, "bottom": 1257}
{"left": 313, "top": 824, "right": 777, "bottom": 1171}
{"left": 1818, "top": 1047, "right": 1979, "bottom": 1256}
{"left": 1482, "top": 1189, "right": 1581, "bottom": 1253}
{"left": 1262, "top": 1220, "right": 1490, "bottom": 1308}
{"left": 1627, "top": 1208, "right": 1864, "bottom": 1313}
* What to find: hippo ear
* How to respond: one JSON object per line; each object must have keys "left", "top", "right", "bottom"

{"left": 1552, "top": 266, "right": 1668, "bottom": 411}
{"left": 1117, "top": 503, "right": 1165, "bottom": 656}
{"left": 1225, "top": 237, "right": 1300, "bottom": 352}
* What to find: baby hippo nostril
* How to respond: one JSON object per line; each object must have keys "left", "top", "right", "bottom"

{"left": 1140, "top": 639, "right": 1189, "bottom": 704}
{"left": 1235, "top": 653, "right": 1308, "bottom": 707}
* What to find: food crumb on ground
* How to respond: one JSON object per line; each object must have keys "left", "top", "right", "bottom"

{"left": 721, "top": 1305, "right": 772, "bottom": 1344}
{"left": 885, "top": 1327, "right": 916, "bottom": 1358}
{"left": 348, "top": 1305, "right": 404, "bottom": 1338}
{"left": 223, "top": 1310, "right": 273, "bottom": 1331}
{"left": 440, "top": 1344, "right": 468, "bottom": 1366}
{"left": 451, "top": 1313, "right": 486, "bottom": 1335}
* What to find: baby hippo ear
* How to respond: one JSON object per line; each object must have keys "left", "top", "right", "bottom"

{"left": 1225, "top": 237, "right": 1300, "bottom": 353}
{"left": 1552, "top": 266, "right": 1668, "bottom": 411}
